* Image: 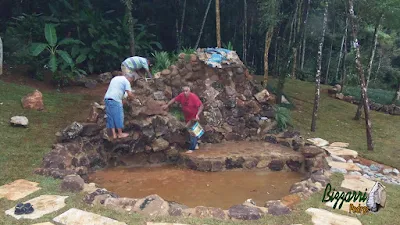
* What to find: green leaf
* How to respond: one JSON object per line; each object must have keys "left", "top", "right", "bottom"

{"left": 56, "top": 50, "right": 73, "bottom": 65}
{"left": 30, "top": 43, "right": 48, "bottom": 56}
{"left": 49, "top": 54, "right": 57, "bottom": 73}
{"left": 76, "top": 54, "right": 87, "bottom": 64}
{"left": 71, "top": 46, "right": 80, "bottom": 58}
{"left": 151, "top": 41, "right": 162, "bottom": 50}
{"left": 45, "top": 24, "right": 57, "bottom": 47}
{"left": 58, "top": 38, "right": 84, "bottom": 46}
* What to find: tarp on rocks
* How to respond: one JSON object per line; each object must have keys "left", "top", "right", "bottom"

{"left": 196, "top": 48, "right": 244, "bottom": 69}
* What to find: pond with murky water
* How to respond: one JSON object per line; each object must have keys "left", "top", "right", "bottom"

{"left": 88, "top": 165, "right": 304, "bottom": 209}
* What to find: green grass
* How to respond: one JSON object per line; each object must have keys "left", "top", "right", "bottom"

{"left": 1, "top": 79, "right": 400, "bottom": 225}
{"left": 268, "top": 78, "right": 400, "bottom": 168}
{"left": 342, "top": 86, "right": 400, "bottom": 106}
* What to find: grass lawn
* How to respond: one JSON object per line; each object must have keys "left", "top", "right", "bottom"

{"left": 0, "top": 78, "right": 400, "bottom": 225}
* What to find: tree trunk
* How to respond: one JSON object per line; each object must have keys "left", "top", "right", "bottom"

{"left": 354, "top": 14, "right": 382, "bottom": 120}
{"left": 195, "top": 0, "right": 213, "bottom": 49}
{"left": 393, "top": 82, "right": 400, "bottom": 103}
{"left": 292, "top": 47, "right": 297, "bottom": 79}
{"left": 340, "top": 34, "right": 347, "bottom": 93}
{"left": 263, "top": 27, "right": 274, "bottom": 87}
{"left": 122, "top": 0, "right": 135, "bottom": 56}
{"left": 311, "top": 1, "right": 328, "bottom": 132}
{"left": 300, "top": 0, "right": 311, "bottom": 70}
{"left": 177, "top": 0, "right": 187, "bottom": 51}
{"left": 375, "top": 50, "right": 382, "bottom": 79}
{"left": 0, "top": 36, "right": 2, "bottom": 75}
{"left": 216, "top": 0, "right": 221, "bottom": 48}
{"left": 243, "top": 0, "right": 247, "bottom": 62}
{"left": 325, "top": 40, "right": 333, "bottom": 84}
{"left": 335, "top": 18, "right": 348, "bottom": 82}
{"left": 348, "top": 0, "right": 374, "bottom": 151}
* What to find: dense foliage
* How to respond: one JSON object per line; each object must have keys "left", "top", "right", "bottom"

{"left": 0, "top": 0, "right": 400, "bottom": 95}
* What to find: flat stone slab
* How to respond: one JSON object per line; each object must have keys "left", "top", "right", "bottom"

{"left": 341, "top": 174, "right": 376, "bottom": 192}
{"left": 322, "top": 146, "right": 358, "bottom": 158}
{"left": 329, "top": 142, "right": 349, "bottom": 148}
{"left": 325, "top": 191, "right": 367, "bottom": 213}
{"left": 307, "top": 138, "right": 329, "bottom": 147}
{"left": 31, "top": 223, "right": 54, "bottom": 225}
{"left": 305, "top": 208, "right": 362, "bottom": 225}
{"left": 327, "top": 159, "right": 361, "bottom": 172}
{"left": 0, "top": 179, "right": 41, "bottom": 201}
{"left": 5, "top": 195, "right": 68, "bottom": 220}
{"left": 179, "top": 141, "right": 304, "bottom": 172}
{"left": 53, "top": 208, "right": 127, "bottom": 225}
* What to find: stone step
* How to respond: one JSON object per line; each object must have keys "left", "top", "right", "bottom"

{"left": 53, "top": 208, "right": 127, "bottom": 225}
{"left": 5, "top": 195, "right": 68, "bottom": 220}
{"left": 0, "top": 179, "right": 41, "bottom": 201}
{"left": 179, "top": 141, "right": 304, "bottom": 172}
{"left": 322, "top": 146, "right": 358, "bottom": 158}
{"left": 341, "top": 174, "right": 376, "bottom": 192}
{"left": 307, "top": 138, "right": 329, "bottom": 147}
{"left": 305, "top": 208, "right": 362, "bottom": 225}
{"left": 327, "top": 159, "right": 361, "bottom": 172}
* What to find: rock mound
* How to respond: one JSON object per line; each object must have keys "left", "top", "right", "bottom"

{"left": 35, "top": 51, "right": 280, "bottom": 179}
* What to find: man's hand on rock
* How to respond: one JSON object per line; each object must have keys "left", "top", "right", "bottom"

{"left": 161, "top": 104, "right": 169, "bottom": 110}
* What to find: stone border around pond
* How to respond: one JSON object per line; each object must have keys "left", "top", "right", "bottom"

{"left": 57, "top": 136, "right": 332, "bottom": 221}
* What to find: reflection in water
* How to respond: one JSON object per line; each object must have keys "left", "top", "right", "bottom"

{"left": 88, "top": 165, "right": 304, "bottom": 209}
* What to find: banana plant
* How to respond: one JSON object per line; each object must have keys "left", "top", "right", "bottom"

{"left": 30, "top": 23, "right": 84, "bottom": 75}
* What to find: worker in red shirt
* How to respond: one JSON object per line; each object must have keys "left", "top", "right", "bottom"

{"left": 162, "top": 86, "right": 204, "bottom": 153}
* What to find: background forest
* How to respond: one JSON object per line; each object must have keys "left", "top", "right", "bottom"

{"left": 0, "top": 0, "right": 400, "bottom": 101}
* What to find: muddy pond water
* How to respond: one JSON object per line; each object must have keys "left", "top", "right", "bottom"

{"left": 88, "top": 165, "right": 304, "bottom": 209}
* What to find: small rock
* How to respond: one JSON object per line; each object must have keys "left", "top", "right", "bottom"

{"left": 383, "top": 168, "right": 393, "bottom": 175}
{"left": 349, "top": 171, "right": 362, "bottom": 176}
{"left": 363, "top": 174, "right": 370, "bottom": 179}
{"left": 330, "top": 167, "right": 347, "bottom": 174}
{"left": 228, "top": 205, "right": 263, "bottom": 220}
{"left": 370, "top": 164, "right": 380, "bottom": 171}
{"left": 375, "top": 173, "right": 384, "bottom": 178}
{"left": 60, "top": 175, "right": 84, "bottom": 192}
{"left": 331, "top": 155, "right": 346, "bottom": 163}
{"left": 21, "top": 90, "right": 44, "bottom": 110}
{"left": 10, "top": 116, "right": 29, "bottom": 127}
{"left": 392, "top": 169, "right": 399, "bottom": 176}
{"left": 347, "top": 159, "right": 353, "bottom": 164}
{"left": 265, "top": 200, "right": 291, "bottom": 216}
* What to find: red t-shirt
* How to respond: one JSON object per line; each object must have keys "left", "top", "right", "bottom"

{"left": 175, "top": 92, "right": 202, "bottom": 122}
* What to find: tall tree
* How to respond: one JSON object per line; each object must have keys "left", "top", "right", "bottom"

{"left": 243, "top": 0, "right": 248, "bottom": 62}
{"left": 311, "top": 1, "right": 329, "bottom": 132}
{"left": 195, "top": 0, "right": 213, "bottom": 49}
{"left": 259, "top": 0, "right": 281, "bottom": 87}
{"left": 336, "top": 18, "right": 348, "bottom": 83}
{"left": 121, "top": 0, "right": 135, "bottom": 56}
{"left": 177, "top": 0, "right": 187, "bottom": 51}
{"left": 348, "top": 0, "right": 374, "bottom": 151}
{"left": 300, "top": 0, "right": 311, "bottom": 70}
{"left": 216, "top": 0, "right": 221, "bottom": 48}
{"left": 354, "top": 14, "right": 382, "bottom": 120}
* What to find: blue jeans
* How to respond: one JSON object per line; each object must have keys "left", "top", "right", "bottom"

{"left": 189, "top": 135, "right": 198, "bottom": 150}
{"left": 105, "top": 99, "right": 124, "bottom": 129}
